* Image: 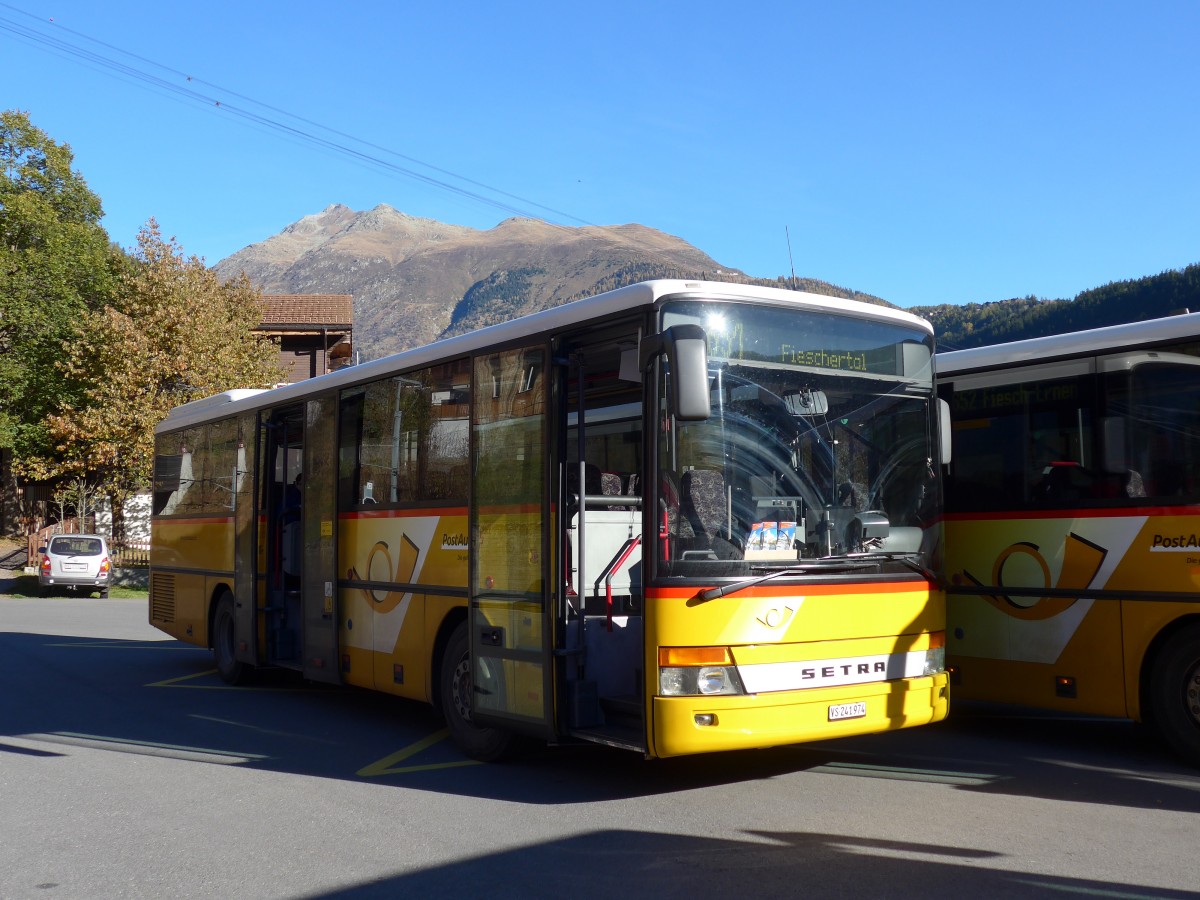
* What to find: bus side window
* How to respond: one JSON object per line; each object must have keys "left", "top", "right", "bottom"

{"left": 1126, "top": 362, "right": 1200, "bottom": 501}
{"left": 337, "top": 389, "right": 365, "bottom": 511}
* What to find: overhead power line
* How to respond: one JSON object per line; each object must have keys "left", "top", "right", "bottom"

{"left": 0, "top": 1, "right": 592, "bottom": 227}
{"left": 0, "top": 2, "right": 743, "bottom": 286}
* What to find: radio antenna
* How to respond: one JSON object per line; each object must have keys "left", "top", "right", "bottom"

{"left": 785, "top": 226, "right": 798, "bottom": 290}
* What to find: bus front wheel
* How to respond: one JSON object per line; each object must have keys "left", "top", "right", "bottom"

{"left": 1148, "top": 622, "right": 1200, "bottom": 765}
{"left": 440, "top": 621, "right": 512, "bottom": 762}
{"left": 212, "top": 592, "right": 250, "bottom": 686}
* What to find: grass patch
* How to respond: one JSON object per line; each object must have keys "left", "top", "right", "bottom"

{"left": 0, "top": 573, "right": 147, "bottom": 600}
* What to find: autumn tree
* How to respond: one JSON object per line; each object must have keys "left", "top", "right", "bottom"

{"left": 25, "top": 221, "right": 283, "bottom": 505}
{"left": 0, "top": 109, "right": 124, "bottom": 459}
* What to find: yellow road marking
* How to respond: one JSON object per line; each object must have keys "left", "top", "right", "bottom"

{"left": 357, "top": 727, "right": 482, "bottom": 776}
{"left": 144, "top": 672, "right": 477, "bottom": 771}
{"left": 145, "top": 669, "right": 305, "bottom": 691}
{"left": 147, "top": 668, "right": 223, "bottom": 687}
{"left": 46, "top": 640, "right": 193, "bottom": 650}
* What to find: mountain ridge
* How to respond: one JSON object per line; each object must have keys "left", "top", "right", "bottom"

{"left": 213, "top": 204, "right": 888, "bottom": 359}
{"left": 217, "top": 204, "right": 1200, "bottom": 356}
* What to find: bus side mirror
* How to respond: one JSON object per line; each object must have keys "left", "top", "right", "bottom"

{"left": 939, "top": 398, "right": 952, "bottom": 465}
{"left": 641, "top": 325, "right": 711, "bottom": 421}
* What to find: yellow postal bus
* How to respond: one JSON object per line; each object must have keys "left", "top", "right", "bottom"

{"left": 150, "top": 279, "right": 949, "bottom": 759}
{"left": 938, "top": 312, "right": 1200, "bottom": 764}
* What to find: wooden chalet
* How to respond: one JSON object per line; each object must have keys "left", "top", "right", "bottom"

{"left": 257, "top": 294, "right": 354, "bottom": 382}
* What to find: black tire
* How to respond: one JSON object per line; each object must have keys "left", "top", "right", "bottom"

{"left": 1148, "top": 621, "right": 1200, "bottom": 765}
{"left": 99, "top": 588, "right": 109, "bottom": 600}
{"left": 212, "top": 591, "right": 250, "bottom": 685}
{"left": 440, "top": 621, "right": 512, "bottom": 762}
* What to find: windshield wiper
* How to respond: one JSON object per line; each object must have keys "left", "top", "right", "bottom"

{"left": 850, "top": 552, "right": 940, "bottom": 584}
{"left": 697, "top": 559, "right": 878, "bottom": 601}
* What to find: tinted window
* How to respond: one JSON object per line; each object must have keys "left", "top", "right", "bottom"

{"left": 338, "top": 359, "right": 470, "bottom": 511}
{"left": 50, "top": 537, "right": 103, "bottom": 556}
{"left": 947, "top": 374, "right": 1095, "bottom": 511}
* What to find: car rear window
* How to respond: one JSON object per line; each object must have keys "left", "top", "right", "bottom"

{"left": 50, "top": 537, "right": 103, "bottom": 556}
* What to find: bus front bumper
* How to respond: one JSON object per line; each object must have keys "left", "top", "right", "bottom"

{"left": 650, "top": 672, "right": 950, "bottom": 758}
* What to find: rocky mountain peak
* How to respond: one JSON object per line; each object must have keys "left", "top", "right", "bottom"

{"left": 214, "top": 206, "right": 876, "bottom": 360}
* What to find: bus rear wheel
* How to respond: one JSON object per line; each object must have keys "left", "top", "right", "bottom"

{"left": 1148, "top": 622, "right": 1200, "bottom": 765}
{"left": 212, "top": 591, "right": 251, "bottom": 686}
{"left": 440, "top": 621, "right": 512, "bottom": 762}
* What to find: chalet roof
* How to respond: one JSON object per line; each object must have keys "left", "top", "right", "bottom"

{"left": 258, "top": 294, "right": 353, "bottom": 328}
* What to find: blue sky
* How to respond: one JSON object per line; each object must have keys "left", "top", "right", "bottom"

{"left": 3, "top": 1, "right": 1198, "bottom": 309}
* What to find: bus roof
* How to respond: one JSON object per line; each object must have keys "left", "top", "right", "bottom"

{"left": 163, "top": 388, "right": 271, "bottom": 418}
{"left": 936, "top": 310, "right": 1200, "bottom": 377}
{"left": 157, "top": 279, "right": 933, "bottom": 434}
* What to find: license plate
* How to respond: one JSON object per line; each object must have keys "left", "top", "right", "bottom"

{"left": 63, "top": 563, "right": 87, "bottom": 572}
{"left": 828, "top": 701, "right": 867, "bottom": 721}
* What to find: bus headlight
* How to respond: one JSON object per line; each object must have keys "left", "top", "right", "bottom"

{"left": 658, "top": 646, "right": 746, "bottom": 696}
{"left": 659, "top": 665, "right": 746, "bottom": 696}
{"left": 923, "top": 645, "right": 946, "bottom": 676}
{"left": 698, "top": 666, "right": 730, "bottom": 694}
{"left": 660, "top": 667, "right": 687, "bottom": 695}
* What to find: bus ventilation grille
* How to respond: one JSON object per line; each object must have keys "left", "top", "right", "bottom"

{"left": 150, "top": 573, "right": 176, "bottom": 624}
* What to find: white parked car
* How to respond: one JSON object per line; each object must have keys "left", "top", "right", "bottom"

{"left": 38, "top": 534, "right": 111, "bottom": 598}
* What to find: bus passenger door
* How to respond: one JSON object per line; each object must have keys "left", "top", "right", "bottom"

{"left": 233, "top": 411, "right": 258, "bottom": 665}
{"left": 259, "top": 405, "right": 305, "bottom": 671}
{"left": 556, "top": 327, "right": 647, "bottom": 753}
{"left": 468, "top": 347, "right": 553, "bottom": 739}
{"left": 257, "top": 400, "right": 340, "bottom": 683}
{"left": 300, "top": 396, "right": 340, "bottom": 684}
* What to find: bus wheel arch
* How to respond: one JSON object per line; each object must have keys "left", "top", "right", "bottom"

{"left": 1144, "top": 617, "right": 1200, "bottom": 765}
{"left": 431, "top": 609, "right": 467, "bottom": 716}
{"left": 437, "top": 618, "right": 512, "bottom": 762}
{"left": 210, "top": 587, "right": 251, "bottom": 686}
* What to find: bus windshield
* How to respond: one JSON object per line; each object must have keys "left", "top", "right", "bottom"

{"left": 658, "top": 299, "right": 938, "bottom": 576}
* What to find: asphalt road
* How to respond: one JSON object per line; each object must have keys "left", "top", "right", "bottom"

{"left": 2, "top": 594, "right": 1199, "bottom": 899}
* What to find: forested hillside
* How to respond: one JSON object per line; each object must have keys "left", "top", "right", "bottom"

{"left": 915, "top": 264, "right": 1200, "bottom": 350}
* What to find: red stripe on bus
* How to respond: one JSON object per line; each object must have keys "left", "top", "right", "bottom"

{"left": 341, "top": 507, "right": 468, "bottom": 520}
{"left": 152, "top": 516, "right": 234, "bottom": 525}
{"left": 942, "top": 504, "right": 1199, "bottom": 522}
{"left": 646, "top": 580, "right": 932, "bottom": 600}
{"left": 475, "top": 504, "right": 542, "bottom": 515}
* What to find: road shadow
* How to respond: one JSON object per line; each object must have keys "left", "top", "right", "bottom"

{"left": 303, "top": 828, "right": 1200, "bottom": 900}
{"left": 2, "top": 630, "right": 1199, "bottom": 814}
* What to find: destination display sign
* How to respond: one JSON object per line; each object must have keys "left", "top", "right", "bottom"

{"left": 661, "top": 299, "right": 932, "bottom": 378}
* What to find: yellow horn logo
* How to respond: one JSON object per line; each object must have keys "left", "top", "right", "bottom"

{"left": 346, "top": 534, "right": 419, "bottom": 613}
{"left": 962, "top": 532, "right": 1107, "bottom": 620}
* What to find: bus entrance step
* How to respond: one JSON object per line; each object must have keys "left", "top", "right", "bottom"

{"left": 599, "top": 694, "right": 642, "bottom": 727}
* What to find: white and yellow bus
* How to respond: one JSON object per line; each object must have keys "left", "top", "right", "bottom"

{"left": 938, "top": 312, "right": 1200, "bottom": 764}
{"left": 150, "top": 279, "right": 949, "bottom": 760}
